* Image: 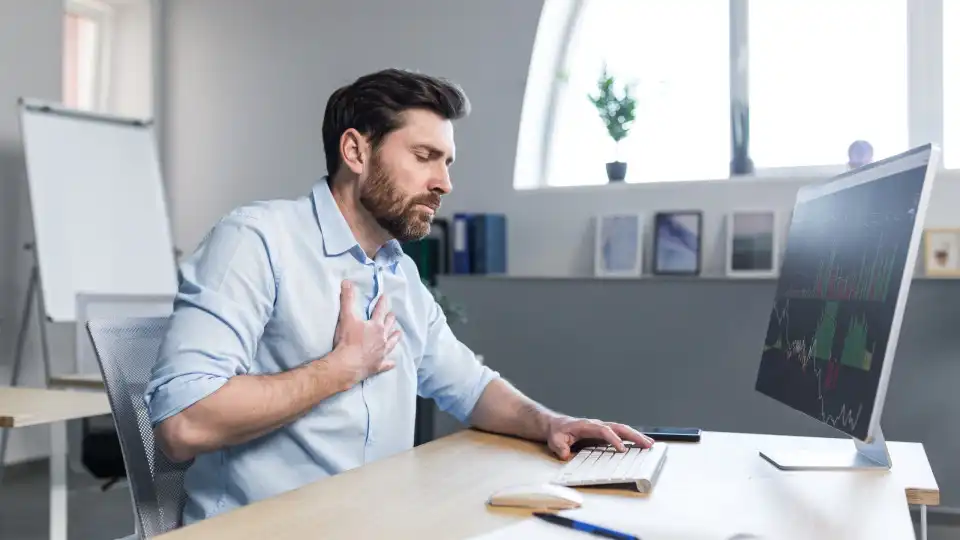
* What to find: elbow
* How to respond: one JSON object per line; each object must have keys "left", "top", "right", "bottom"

{"left": 154, "top": 414, "right": 205, "bottom": 463}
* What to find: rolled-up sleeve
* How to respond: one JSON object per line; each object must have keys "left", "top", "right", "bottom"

{"left": 145, "top": 209, "right": 278, "bottom": 427}
{"left": 416, "top": 297, "right": 500, "bottom": 423}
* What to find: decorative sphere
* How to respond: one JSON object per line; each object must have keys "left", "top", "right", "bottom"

{"left": 847, "top": 140, "right": 874, "bottom": 169}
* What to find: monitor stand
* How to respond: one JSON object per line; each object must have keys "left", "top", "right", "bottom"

{"left": 758, "top": 427, "right": 891, "bottom": 471}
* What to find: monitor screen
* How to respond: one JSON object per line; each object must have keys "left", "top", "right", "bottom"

{"left": 755, "top": 146, "right": 935, "bottom": 442}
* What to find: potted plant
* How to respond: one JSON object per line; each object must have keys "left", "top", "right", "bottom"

{"left": 423, "top": 279, "right": 467, "bottom": 325}
{"left": 589, "top": 67, "right": 636, "bottom": 182}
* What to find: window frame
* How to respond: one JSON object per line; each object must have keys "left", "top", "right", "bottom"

{"left": 64, "top": 0, "right": 115, "bottom": 113}
{"left": 529, "top": 0, "right": 951, "bottom": 189}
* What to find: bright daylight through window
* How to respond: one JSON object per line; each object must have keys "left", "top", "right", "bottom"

{"left": 945, "top": 0, "right": 959, "bottom": 169}
{"left": 63, "top": 10, "right": 101, "bottom": 111}
{"left": 545, "top": 0, "right": 730, "bottom": 186}
{"left": 532, "top": 0, "right": 960, "bottom": 189}
{"left": 748, "top": 0, "right": 908, "bottom": 169}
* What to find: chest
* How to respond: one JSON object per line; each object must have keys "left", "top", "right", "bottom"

{"left": 260, "top": 255, "right": 428, "bottom": 375}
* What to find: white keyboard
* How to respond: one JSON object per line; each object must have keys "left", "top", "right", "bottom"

{"left": 552, "top": 441, "right": 668, "bottom": 493}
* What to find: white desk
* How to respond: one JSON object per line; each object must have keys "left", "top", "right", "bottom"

{"left": 0, "top": 386, "right": 113, "bottom": 540}
{"left": 155, "top": 429, "right": 938, "bottom": 540}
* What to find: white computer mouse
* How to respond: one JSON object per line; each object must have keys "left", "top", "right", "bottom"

{"left": 486, "top": 483, "right": 584, "bottom": 510}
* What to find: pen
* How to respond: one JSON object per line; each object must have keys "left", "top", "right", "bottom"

{"left": 533, "top": 512, "right": 640, "bottom": 540}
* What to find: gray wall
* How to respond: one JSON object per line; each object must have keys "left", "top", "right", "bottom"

{"left": 0, "top": 0, "right": 71, "bottom": 465}
{"left": 161, "top": 0, "right": 542, "bottom": 253}
{"left": 107, "top": 0, "right": 153, "bottom": 119}
{"left": 433, "top": 276, "right": 960, "bottom": 508}
{"left": 0, "top": 0, "right": 156, "bottom": 465}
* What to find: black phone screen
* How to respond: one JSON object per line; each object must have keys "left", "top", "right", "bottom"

{"left": 635, "top": 426, "right": 702, "bottom": 441}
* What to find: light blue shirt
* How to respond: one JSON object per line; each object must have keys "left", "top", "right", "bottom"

{"left": 144, "top": 178, "right": 500, "bottom": 524}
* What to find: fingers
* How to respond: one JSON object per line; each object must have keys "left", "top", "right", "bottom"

{"left": 384, "top": 312, "right": 396, "bottom": 336}
{"left": 607, "top": 423, "right": 654, "bottom": 448}
{"left": 338, "top": 281, "right": 355, "bottom": 321}
{"left": 548, "top": 432, "right": 574, "bottom": 461}
{"left": 385, "top": 330, "right": 401, "bottom": 354}
{"left": 373, "top": 332, "right": 401, "bottom": 376}
{"left": 371, "top": 293, "right": 389, "bottom": 323}
{"left": 576, "top": 421, "right": 626, "bottom": 452}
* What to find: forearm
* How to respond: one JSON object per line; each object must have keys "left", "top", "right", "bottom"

{"left": 156, "top": 348, "right": 353, "bottom": 461}
{"left": 467, "top": 378, "right": 568, "bottom": 442}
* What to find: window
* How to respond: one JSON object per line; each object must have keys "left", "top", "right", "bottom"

{"left": 63, "top": 12, "right": 99, "bottom": 110}
{"left": 945, "top": 0, "right": 959, "bottom": 168}
{"left": 520, "top": 0, "right": 957, "bottom": 189}
{"left": 748, "top": 0, "right": 909, "bottom": 169}
{"left": 63, "top": 1, "right": 112, "bottom": 112}
{"left": 544, "top": 0, "right": 730, "bottom": 185}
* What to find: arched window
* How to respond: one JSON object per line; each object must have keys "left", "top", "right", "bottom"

{"left": 543, "top": 0, "right": 730, "bottom": 186}
{"left": 517, "top": 0, "right": 954, "bottom": 189}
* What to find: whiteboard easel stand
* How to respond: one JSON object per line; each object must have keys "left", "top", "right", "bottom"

{"left": 0, "top": 243, "right": 55, "bottom": 485}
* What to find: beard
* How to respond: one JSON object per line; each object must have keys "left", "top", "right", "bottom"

{"left": 358, "top": 152, "right": 441, "bottom": 243}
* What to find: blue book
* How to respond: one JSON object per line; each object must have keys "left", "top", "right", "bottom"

{"left": 468, "top": 213, "right": 507, "bottom": 274}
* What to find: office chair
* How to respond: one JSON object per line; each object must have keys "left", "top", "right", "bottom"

{"left": 87, "top": 317, "right": 191, "bottom": 538}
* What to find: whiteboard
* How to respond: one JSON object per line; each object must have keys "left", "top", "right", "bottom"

{"left": 18, "top": 98, "right": 178, "bottom": 322}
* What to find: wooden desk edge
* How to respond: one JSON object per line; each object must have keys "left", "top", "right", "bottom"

{"left": 906, "top": 487, "right": 940, "bottom": 506}
{"left": 0, "top": 387, "right": 111, "bottom": 426}
{"left": 0, "top": 414, "right": 37, "bottom": 429}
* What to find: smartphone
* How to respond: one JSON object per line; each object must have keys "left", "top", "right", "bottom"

{"left": 635, "top": 426, "right": 701, "bottom": 442}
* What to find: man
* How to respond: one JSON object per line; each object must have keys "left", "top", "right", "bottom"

{"left": 145, "top": 67, "right": 652, "bottom": 524}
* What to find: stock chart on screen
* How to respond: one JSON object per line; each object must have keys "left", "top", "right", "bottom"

{"left": 755, "top": 161, "right": 928, "bottom": 441}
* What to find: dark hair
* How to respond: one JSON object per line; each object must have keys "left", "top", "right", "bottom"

{"left": 322, "top": 68, "right": 471, "bottom": 177}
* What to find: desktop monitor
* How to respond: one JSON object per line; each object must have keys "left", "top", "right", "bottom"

{"left": 754, "top": 143, "right": 941, "bottom": 471}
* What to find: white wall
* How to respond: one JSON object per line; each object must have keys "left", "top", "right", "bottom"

{"left": 0, "top": 0, "right": 71, "bottom": 465}
{"left": 106, "top": 0, "right": 153, "bottom": 119}
{"left": 162, "top": 0, "right": 960, "bottom": 278}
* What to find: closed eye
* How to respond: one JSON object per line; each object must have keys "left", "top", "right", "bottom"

{"left": 412, "top": 145, "right": 454, "bottom": 166}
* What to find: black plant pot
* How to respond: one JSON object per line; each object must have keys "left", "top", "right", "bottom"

{"left": 731, "top": 156, "right": 754, "bottom": 175}
{"left": 606, "top": 161, "right": 627, "bottom": 182}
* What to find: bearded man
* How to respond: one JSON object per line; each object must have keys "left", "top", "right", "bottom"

{"left": 145, "top": 68, "right": 652, "bottom": 525}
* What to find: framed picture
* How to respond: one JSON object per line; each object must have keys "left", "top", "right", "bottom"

{"left": 726, "top": 210, "right": 779, "bottom": 277}
{"left": 923, "top": 228, "right": 960, "bottom": 276}
{"left": 594, "top": 214, "right": 643, "bottom": 277}
{"left": 653, "top": 211, "right": 702, "bottom": 275}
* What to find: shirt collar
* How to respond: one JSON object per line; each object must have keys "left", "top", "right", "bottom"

{"left": 311, "top": 177, "right": 404, "bottom": 266}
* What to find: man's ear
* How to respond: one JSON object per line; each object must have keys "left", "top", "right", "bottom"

{"left": 340, "top": 128, "right": 368, "bottom": 175}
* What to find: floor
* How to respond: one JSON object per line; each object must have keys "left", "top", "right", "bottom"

{"left": 0, "top": 459, "right": 958, "bottom": 540}
{"left": 0, "top": 460, "right": 135, "bottom": 540}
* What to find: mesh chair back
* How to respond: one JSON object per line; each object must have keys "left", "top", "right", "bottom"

{"left": 87, "top": 317, "right": 192, "bottom": 538}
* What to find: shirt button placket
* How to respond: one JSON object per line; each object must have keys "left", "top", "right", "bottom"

{"left": 363, "top": 264, "right": 382, "bottom": 460}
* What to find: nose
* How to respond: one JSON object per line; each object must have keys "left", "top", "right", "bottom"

{"left": 432, "top": 166, "right": 453, "bottom": 195}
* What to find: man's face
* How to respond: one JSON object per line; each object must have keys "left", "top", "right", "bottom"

{"left": 358, "top": 109, "right": 456, "bottom": 243}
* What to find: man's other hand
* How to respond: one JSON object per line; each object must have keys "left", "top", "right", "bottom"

{"left": 546, "top": 417, "right": 654, "bottom": 460}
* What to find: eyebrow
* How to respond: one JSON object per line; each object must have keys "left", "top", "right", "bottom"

{"left": 413, "top": 144, "right": 454, "bottom": 165}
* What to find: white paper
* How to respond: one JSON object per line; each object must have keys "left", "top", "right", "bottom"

{"left": 466, "top": 519, "right": 594, "bottom": 539}
{"left": 468, "top": 516, "right": 759, "bottom": 540}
